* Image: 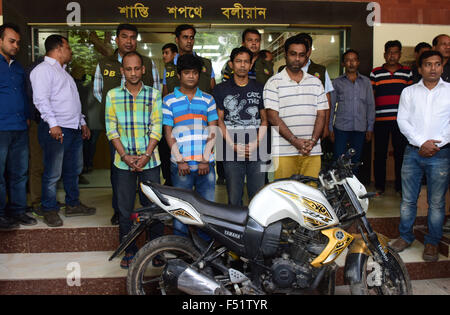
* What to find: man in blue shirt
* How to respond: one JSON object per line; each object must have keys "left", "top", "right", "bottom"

{"left": 329, "top": 49, "right": 375, "bottom": 174}
{"left": 163, "top": 54, "right": 218, "bottom": 237}
{"left": 0, "top": 23, "right": 37, "bottom": 230}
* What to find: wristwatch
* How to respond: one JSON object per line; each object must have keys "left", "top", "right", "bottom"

{"left": 144, "top": 153, "right": 151, "bottom": 158}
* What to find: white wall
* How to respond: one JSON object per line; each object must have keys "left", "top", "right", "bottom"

{"left": 373, "top": 23, "right": 450, "bottom": 67}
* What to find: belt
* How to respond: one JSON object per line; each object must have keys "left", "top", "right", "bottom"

{"left": 409, "top": 143, "right": 450, "bottom": 150}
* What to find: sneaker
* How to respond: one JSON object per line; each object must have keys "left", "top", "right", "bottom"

{"left": 390, "top": 238, "right": 411, "bottom": 253}
{"left": 43, "top": 211, "right": 63, "bottom": 227}
{"left": 65, "top": 203, "right": 96, "bottom": 217}
{"left": 423, "top": 243, "right": 439, "bottom": 262}
{"left": 11, "top": 213, "right": 38, "bottom": 226}
{"left": 0, "top": 216, "right": 20, "bottom": 231}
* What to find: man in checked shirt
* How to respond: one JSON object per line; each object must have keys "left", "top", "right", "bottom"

{"left": 105, "top": 51, "right": 163, "bottom": 269}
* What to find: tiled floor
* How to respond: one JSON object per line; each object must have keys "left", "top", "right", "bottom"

{"left": 2, "top": 168, "right": 449, "bottom": 295}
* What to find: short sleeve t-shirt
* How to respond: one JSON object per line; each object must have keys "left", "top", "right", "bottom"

{"left": 263, "top": 69, "right": 329, "bottom": 157}
{"left": 162, "top": 87, "right": 218, "bottom": 170}
{"left": 213, "top": 78, "right": 266, "bottom": 161}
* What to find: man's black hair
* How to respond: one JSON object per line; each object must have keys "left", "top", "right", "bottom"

{"left": 297, "top": 33, "right": 313, "bottom": 47}
{"left": 122, "top": 51, "right": 144, "bottom": 66}
{"left": 116, "top": 24, "right": 138, "bottom": 37}
{"left": 384, "top": 40, "right": 402, "bottom": 52}
{"left": 45, "top": 34, "right": 68, "bottom": 54}
{"left": 432, "top": 34, "right": 450, "bottom": 47}
{"left": 242, "top": 29, "right": 261, "bottom": 43}
{"left": 284, "top": 35, "right": 310, "bottom": 54}
{"left": 414, "top": 42, "right": 432, "bottom": 53}
{"left": 342, "top": 49, "right": 360, "bottom": 62}
{"left": 258, "top": 50, "right": 271, "bottom": 60}
{"left": 418, "top": 50, "right": 443, "bottom": 67}
{"left": 162, "top": 43, "right": 178, "bottom": 53}
{"left": 0, "top": 23, "right": 21, "bottom": 39}
{"left": 175, "top": 24, "right": 196, "bottom": 38}
{"left": 230, "top": 46, "right": 253, "bottom": 62}
{"left": 176, "top": 54, "right": 203, "bottom": 74}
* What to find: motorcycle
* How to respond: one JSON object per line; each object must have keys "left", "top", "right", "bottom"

{"left": 109, "top": 149, "right": 412, "bottom": 295}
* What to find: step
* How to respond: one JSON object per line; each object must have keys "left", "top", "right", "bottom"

{"left": 1, "top": 240, "right": 450, "bottom": 295}
{"left": 0, "top": 185, "right": 433, "bottom": 254}
{"left": 414, "top": 226, "right": 450, "bottom": 257}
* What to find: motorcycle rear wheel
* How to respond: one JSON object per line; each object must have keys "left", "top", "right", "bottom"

{"left": 350, "top": 247, "right": 412, "bottom": 295}
{"left": 127, "top": 235, "right": 200, "bottom": 295}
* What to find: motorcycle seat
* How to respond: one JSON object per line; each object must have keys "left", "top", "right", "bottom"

{"left": 142, "top": 181, "right": 249, "bottom": 226}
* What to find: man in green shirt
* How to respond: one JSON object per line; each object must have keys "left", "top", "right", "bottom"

{"left": 105, "top": 51, "right": 163, "bottom": 269}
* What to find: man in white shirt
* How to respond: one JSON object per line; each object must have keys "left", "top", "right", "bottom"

{"left": 391, "top": 50, "right": 450, "bottom": 262}
{"left": 30, "top": 35, "right": 95, "bottom": 227}
{"left": 264, "top": 35, "right": 328, "bottom": 180}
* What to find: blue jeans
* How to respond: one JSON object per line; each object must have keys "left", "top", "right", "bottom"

{"left": 223, "top": 160, "right": 266, "bottom": 206}
{"left": 171, "top": 163, "right": 215, "bottom": 237}
{"left": 109, "top": 142, "right": 119, "bottom": 215}
{"left": 0, "top": 130, "right": 29, "bottom": 216}
{"left": 333, "top": 128, "right": 366, "bottom": 174}
{"left": 399, "top": 145, "right": 450, "bottom": 245}
{"left": 114, "top": 165, "right": 163, "bottom": 255}
{"left": 38, "top": 122, "right": 83, "bottom": 212}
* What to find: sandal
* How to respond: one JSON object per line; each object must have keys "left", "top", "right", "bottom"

{"left": 120, "top": 253, "right": 134, "bottom": 269}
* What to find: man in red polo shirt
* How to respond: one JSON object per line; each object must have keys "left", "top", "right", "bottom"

{"left": 370, "top": 40, "right": 412, "bottom": 195}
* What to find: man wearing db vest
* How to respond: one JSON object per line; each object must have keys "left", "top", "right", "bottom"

{"left": 93, "top": 24, "right": 161, "bottom": 225}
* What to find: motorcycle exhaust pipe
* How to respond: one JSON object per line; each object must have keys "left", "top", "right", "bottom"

{"left": 162, "top": 259, "right": 231, "bottom": 295}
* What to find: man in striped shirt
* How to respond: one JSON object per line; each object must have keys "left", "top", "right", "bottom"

{"left": 105, "top": 51, "right": 163, "bottom": 269}
{"left": 370, "top": 40, "right": 412, "bottom": 194}
{"left": 264, "top": 35, "right": 328, "bottom": 180}
{"left": 163, "top": 54, "right": 218, "bottom": 237}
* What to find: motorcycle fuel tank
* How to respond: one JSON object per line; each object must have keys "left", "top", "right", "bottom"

{"left": 249, "top": 180, "right": 339, "bottom": 230}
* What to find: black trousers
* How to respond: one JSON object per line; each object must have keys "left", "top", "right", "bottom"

{"left": 373, "top": 120, "right": 408, "bottom": 192}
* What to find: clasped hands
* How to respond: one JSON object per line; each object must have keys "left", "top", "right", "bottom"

{"left": 292, "top": 137, "right": 316, "bottom": 156}
{"left": 122, "top": 154, "right": 150, "bottom": 172}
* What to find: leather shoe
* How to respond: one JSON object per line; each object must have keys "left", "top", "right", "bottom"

{"left": 390, "top": 238, "right": 411, "bottom": 253}
{"left": 423, "top": 243, "right": 439, "bottom": 262}
{"left": 111, "top": 213, "right": 119, "bottom": 225}
{"left": 11, "top": 213, "right": 38, "bottom": 226}
{"left": 0, "top": 216, "right": 19, "bottom": 231}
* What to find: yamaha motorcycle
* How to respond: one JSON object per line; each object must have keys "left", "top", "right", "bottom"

{"left": 109, "top": 149, "right": 412, "bottom": 295}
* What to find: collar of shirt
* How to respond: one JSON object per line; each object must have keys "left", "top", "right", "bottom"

{"left": 173, "top": 51, "right": 199, "bottom": 65}
{"left": 44, "top": 56, "right": 66, "bottom": 70}
{"left": 417, "top": 77, "right": 445, "bottom": 90}
{"left": 339, "top": 72, "right": 363, "bottom": 82}
{"left": 302, "top": 59, "right": 312, "bottom": 71}
{"left": 381, "top": 63, "right": 407, "bottom": 73}
{"left": 174, "top": 86, "right": 203, "bottom": 99}
{"left": 0, "top": 54, "right": 16, "bottom": 66}
{"left": 280, "top": 68, "right": 311, "bottom": 84}
{"left": 120, "top": 80, "right": 146, "bottom": 96}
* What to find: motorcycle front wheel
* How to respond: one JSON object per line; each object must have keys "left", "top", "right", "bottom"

{"left": 127, "top": 235, "right": 200, "bottom": 295}
{"left": 350, "top": 247, "right": 412, "bottom": 295}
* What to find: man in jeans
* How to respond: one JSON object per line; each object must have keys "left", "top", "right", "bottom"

{"left": 0, "top": 23, "right": 37, "bottom": 230}
{"left": 392, "top": 51, "right": 450, "bottom": 262}
{"left": 163, "top": 54, "right": 218, "bottom": 237}
{"left": 330, "top": 49, "right": 375, "bottom": 174}
{"left": 105, "top": 51, "right": 163, "bottom": 269}
{"left": 214, "top": 47, "right": 268, "bottom": 206}
{"left": 30, "top": 35, "right": 95, "bottom": 227}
